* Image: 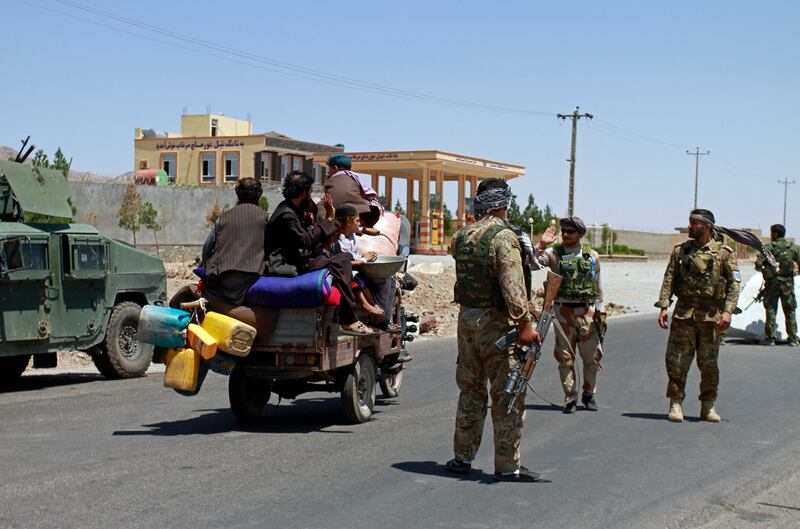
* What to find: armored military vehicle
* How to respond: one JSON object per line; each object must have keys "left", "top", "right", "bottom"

{"left": 0, "top": 142, "right": 167, "bottom": 384}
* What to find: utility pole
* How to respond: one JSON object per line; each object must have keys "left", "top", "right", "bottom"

{"left": 686, "top": 147, "right": 710, "bottom": 209}
{"left": 778, "top": 178, "right": 796, "bottom": 227}
{"left": 557, "top": 106, "right": 593, "bottom": 216}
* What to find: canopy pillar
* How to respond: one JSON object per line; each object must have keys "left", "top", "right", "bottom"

{"left": 456, "top": 174, "right": 466, "bottom": 228}
{"left": 384, "top": 175, "right": 393, "bottom": 208}
{"left": 418, "top": 165, "right": 431, "bottom": 253}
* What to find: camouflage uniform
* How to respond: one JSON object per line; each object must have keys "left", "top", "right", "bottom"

{"left": 532, "top": 244, "right": 603, "bottom": 402}
{"left": 755, "top": 239, "right": 800, "bottom": 343}
{"left": 656, "top": 240, "right": 741, "bottom": 402}
{"left": 450, "top": 215, "right": 533, "bottom": 473}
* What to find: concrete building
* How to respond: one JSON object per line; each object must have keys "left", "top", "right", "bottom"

{"left": 134, "top": 114, "right": 342, "bottom": 186}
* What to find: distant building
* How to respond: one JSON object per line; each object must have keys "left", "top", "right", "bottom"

{"left": 134, "top": 114, "right": 343, "bottom": 186}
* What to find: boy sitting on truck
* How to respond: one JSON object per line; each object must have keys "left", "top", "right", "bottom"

{"left": 331, "top": 204, "right": 386, "bottom": 325}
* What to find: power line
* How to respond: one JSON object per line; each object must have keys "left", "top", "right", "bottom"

{"left": 33, "top": 0, "right": 556, "bottom": 118}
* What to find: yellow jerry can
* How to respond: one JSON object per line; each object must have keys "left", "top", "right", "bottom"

{"left": 163, "top": 348, "right": 201, "bottom": 392}
{"left": 201, "top": 312, "right": 257, "bottom": 357}
{"left": 187, "top": 323, "right": 219, "bottom": 360}
{"left": 164, "top": 348, "right": 181, "bottom": 365}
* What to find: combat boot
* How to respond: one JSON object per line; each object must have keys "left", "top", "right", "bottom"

{"left": 762, "top": 338, "right": 775, "bottom": 346}
{"left": 667, "top": 399, "right": 683, "bottom": 423}
{"left": 700, "top": 401, "right": 721, "bottom": 422}
{"left": 787, "top": 338, "right": 799, "bottom": 347}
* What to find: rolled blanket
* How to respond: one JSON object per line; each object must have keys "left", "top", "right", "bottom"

{"left": 244, "top": 268, "right": 332, "bottom": 308}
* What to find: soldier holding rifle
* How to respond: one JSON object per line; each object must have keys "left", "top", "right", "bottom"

{"left": 445, "top": 178, "right": 542, "bottom": 483}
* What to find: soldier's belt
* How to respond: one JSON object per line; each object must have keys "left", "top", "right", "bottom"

{"left": 555, "top": 301, "right": 591, "bottom": 308}
{"left": 676, "top": 296, "right": 724, "bottom": 308}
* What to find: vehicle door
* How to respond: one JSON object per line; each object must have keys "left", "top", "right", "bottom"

{"left": 0, "top": 235, "right": 52, "bottom": 341}
{"left": 50, "top": 234, "right": 109, "bottom": 340}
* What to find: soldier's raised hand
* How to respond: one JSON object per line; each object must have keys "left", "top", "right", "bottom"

{"left": 538, "top": 226, "right": 558, "bottom": 249}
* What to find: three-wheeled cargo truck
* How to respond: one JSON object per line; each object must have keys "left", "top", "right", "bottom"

{"left": 168, "top": 257, "right": 413, "bottom": 424}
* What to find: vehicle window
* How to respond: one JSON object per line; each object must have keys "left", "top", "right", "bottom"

{"left": 0, "top": 238, "right": 47, "bottom": 271}
{"left": 72, "top": 243, "right": 107, "bottom": 272}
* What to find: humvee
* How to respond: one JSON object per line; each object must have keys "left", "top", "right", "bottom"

{"left": 0, "top": 148, "right": 167, "bottom": 384}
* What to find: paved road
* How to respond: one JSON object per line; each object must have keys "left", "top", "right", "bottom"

{"left": 2, "top": 314, "right": 800, "bottom": 529}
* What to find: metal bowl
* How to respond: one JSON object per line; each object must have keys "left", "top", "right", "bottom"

{"left": 357, "top": 256, "right": 407, "bottom": 279}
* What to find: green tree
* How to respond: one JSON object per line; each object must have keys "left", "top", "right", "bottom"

{"left": 118, "top": 183, "right": 142, "bottom": 246}
{"left": 507, "top": 196, "right": 523, "bottom": 226}
{"left": 442, "top": 203, "right": 455, "bottom": 236}
{"left": 139, "top": 201, "right": 165, "bottom": 257}
{"left": 52, "top": 147, "right": 70, "bottom": 178}
{"left": 394, "top": 199, "right": 405, "bottom": 216}
{"left": 31, "top": 149, "right": 49, "bottom": 168}
{"left": 258, "top": 196, "right": 270, "bottom": 214}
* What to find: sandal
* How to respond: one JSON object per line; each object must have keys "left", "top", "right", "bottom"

{"left": 341, "top": 321, "right": 376, "bottom": 336}
{"left": 444, "top": 458, "right": 472, "bottom": 474}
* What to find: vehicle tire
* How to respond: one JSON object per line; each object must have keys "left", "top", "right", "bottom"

{"left": 92, "top": 302, "right": 153, "bottom": 379}
{"left": 341, "top": 354, "right": 377, "bottom": 424}
{"left": 0, "top": 354, "right": 31, "bottom": 383}
{"left": 229, "top": 364, "right": 271, "bottom": 420}
{"left": 378, "top": 367, "right": 404, "bottom": 399}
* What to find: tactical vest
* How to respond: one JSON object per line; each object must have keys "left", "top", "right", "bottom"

{"left": 674, "top": 240, "right": 728, "bottom": 300}
{"left": 554, "top": 243, "right": 598, "bottom": 301}
{"left": 765, "top": 239, "right": 796, "bottom": 278}
{"left": 453, "top": 221, "right": 510, "bottom": 309}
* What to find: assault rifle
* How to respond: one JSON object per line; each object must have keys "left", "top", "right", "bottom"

{"left": 496, "top": 270, "right": 563, "bottom": 413}
{"left": 744, "top": 281, "right": 766, "bottom": 311}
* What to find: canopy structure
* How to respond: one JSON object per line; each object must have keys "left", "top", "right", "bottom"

{"left": 313, "top": 150, "right": 525, "bottom": 254}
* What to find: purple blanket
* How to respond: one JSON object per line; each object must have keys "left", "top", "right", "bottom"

{"left": 244, "top": 269, "right": 332, "bottom": 308}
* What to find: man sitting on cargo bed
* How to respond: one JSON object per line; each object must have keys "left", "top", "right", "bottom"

{"left": 202, "top": 177, "right": 269, "bottom": 306}
{"left": 265, "top": 170, "right": 374, "bottom": 335}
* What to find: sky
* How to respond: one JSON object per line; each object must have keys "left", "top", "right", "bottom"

{"left": 1, "top": 0, "right": 798, "bottom": 234}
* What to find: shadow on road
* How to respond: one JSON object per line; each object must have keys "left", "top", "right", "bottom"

{"left": 392, "top": 461, "right": 496, "bottom": 484}
{"left": 392, "top": 461, "right": 553, "bottom": 485}
{"left": 1, "top": 372, "right": 104, "bottom": 393}
{"left": 526, "top": 404, "right": 563, "bottom": 412}
{"left": 112, "top": 399, "right": 374, "bottom": 436}
{"left": 621, "top": 412, "right": 704, "bottom": 423}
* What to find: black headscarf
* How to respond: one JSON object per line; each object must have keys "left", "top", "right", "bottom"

{"left": 690, "top": 210, "right": 777, "bottom": 268}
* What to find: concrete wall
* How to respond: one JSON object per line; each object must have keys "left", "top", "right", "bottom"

{"left": 68, "top": 181, "right": 286, "bottom": 246}
{"left": 586, "top": 226, "right": 683, "bottom": 256}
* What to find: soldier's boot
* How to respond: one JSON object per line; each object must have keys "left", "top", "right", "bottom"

{"left": 762, "top": 338, "right": 776, "bottom": 346}
{"left": 787, "top": 337, "right": 799, "bottom": 347}
{"left": 700, "top": 401, "right": 721, "bottom": 422}
{"left": 667, "top": 399, "right": 684, "bottom": 423}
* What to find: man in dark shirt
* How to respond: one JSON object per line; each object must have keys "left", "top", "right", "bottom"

{"left": 266, "top": 170, "right": 372, "bottom": 334}
{"left": 203, "top": 177, "right": 269, "bottom": 305}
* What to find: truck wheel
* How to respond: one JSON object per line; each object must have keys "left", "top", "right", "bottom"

{"left": 378, "top": 367, "right": 404, "bottom": 399}
{"left": 0, "top": 354, "right": 31, "bottom": 383}
{"left": 341, "top": 354, "right": 377, "bottom": 423}
{"left": 92, "top": 302, "right": 153, "bottom": 379}
{"left": 229, "top": 364, "right": 271, "bottom": 420}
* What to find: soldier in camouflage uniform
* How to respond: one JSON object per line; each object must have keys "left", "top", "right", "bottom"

{"left": 533, "top": 217, "right": 605, "bottom": 413}
{"left": 755, "top": 224, "right": 800, "bottom": 346}
{"left": 656, "top": 209, "right": 741, "bottom": 423}
{"left": 445, "top": 178, "right": 542, "bottom": 483}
